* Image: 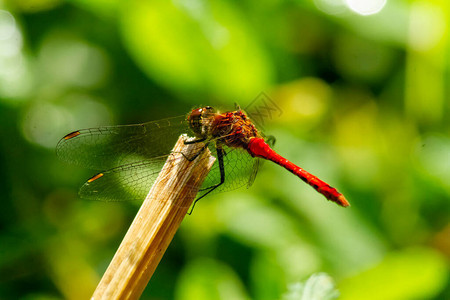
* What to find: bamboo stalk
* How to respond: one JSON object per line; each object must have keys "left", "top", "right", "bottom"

{"left": 91, "top": 135, "right": 215, "bottom": 300}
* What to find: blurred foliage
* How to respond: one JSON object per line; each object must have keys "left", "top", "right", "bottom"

{"left": 0, "top": 0, "right": 449, "bottom": 299}
{"left": 282, "top": 273, "right": 339, "bottom": 300}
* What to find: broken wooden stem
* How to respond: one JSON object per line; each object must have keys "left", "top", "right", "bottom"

{"left": 92, "top": 135, "right": 215, "bottom": 299}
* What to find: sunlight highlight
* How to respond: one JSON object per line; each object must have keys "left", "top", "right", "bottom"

{"left": 0, "top": 10, "right": 15, "bottom": 40}
{"left": 345, "top": 0, "right": 386, "bottom": 16}
{"left": 0, "top": 10, "right": 31, "bottom": 100}
{"left": 409, "top": 2, "right": 446, "bottom": 52}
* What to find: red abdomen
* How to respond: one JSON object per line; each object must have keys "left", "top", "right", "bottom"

{"left": 247, "top": 138, "right": 349, "bottom": 207}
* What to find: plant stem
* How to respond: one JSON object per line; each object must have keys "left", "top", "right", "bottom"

{"left": 92, "top": 135, "right": 215, "bottom": 299}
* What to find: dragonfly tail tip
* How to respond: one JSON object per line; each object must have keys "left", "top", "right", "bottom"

{"left": 337, "top": 195, "right": 350, "bottom": 207}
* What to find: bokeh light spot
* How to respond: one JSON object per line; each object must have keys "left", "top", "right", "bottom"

{"left": 22, "top": 94, "right": 113, "bottom": 149}
{"left": 273, "top": 77, "right": 331, "bottom": 129}
{"left": 409, "top": 2, "right": 446, "bottom": 52}
{"left": 22, "top": 102, "right": 66, "bottom": 148}
{"left": 0, "top": 10, "right": 15, "bottom": 40}
{"left": 0, "top": 10, "right": 31, "bottom": 101}
{"left": 345, "top": 0, "right": 386, "bottom": 16}
{"left": 38, "top": 33, "right": 109, "bottom": 88}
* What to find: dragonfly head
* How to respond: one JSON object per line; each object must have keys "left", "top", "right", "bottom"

{"left": 188, "top": 106, "right": 216, "bottom": 138}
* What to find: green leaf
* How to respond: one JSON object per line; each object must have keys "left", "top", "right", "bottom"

{"left": 120, "top": 0, "right": 272, "bottom": 100}
{"left": 339, "top": 247, "right": 449, "bottom": 300}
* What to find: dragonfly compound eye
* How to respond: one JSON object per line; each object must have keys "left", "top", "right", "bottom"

{"left": 203, "top": 106, "right": 216, "bottom": 114}
{"left": 188, "top": 107, "right": 216, "bottom": 138}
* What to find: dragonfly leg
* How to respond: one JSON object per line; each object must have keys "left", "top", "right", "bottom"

{"left": 188, "top": 146, "right": 225, "bottom": 215}
{"left": 179, "top": 142, "right": 210, "bottom": 161}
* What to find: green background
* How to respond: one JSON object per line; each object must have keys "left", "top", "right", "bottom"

{"left": 0, "top": 0, "right": 448, "bottom": 299}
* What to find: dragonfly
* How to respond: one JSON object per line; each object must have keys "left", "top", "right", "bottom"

{"left": 57, "top": 106, "right": 349, "bottom": 211}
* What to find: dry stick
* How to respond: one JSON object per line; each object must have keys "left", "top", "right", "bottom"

{"left": 92, "top": 135, "right": 215, "bottom": 300}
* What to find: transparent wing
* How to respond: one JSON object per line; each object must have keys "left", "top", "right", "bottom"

{"left": 79, "top": 144, "right": 260, "bottom": 203}
{"left": 59, "top": 114, "right": 268, "bottom": 202}
{"left": 245, "top": 134, "right": 274, "bottom": 188}
{"left": 198, "top": 133, "right": 276, "bottom": 193}
{"left": 200, "top": 145, "right": 260, "bottom": 194}
{"left": 79, "top": 156, "right": 169, "bottom": 202}
{"left": 56, "top": 115, "right": 188, "bottom": 170}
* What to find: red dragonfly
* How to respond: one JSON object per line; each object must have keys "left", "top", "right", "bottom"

{"left": 57, "top": 106, "right": 349, "bottom": 210}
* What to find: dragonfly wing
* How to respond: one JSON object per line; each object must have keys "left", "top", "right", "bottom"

{"left": 56, "top": 116, "right": 188, "bottom": 170}
{"left": 245, "top": 135, "right": 273, "bottom": 188}
{"left": 79, "top": 157, "right": 169, "bottom": 202}
{"left": 247, "top": 158, "right": 261, "bottom": 188}
{"left": 201, "top": 145, "right": 257, "bottom": 194}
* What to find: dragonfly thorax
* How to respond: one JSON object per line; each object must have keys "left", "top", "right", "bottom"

{"left": 210, "top": 110, "right": 261, "bottom": 149}
{"left": 188, "top": 107, "right": 261, "bottom": 149}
